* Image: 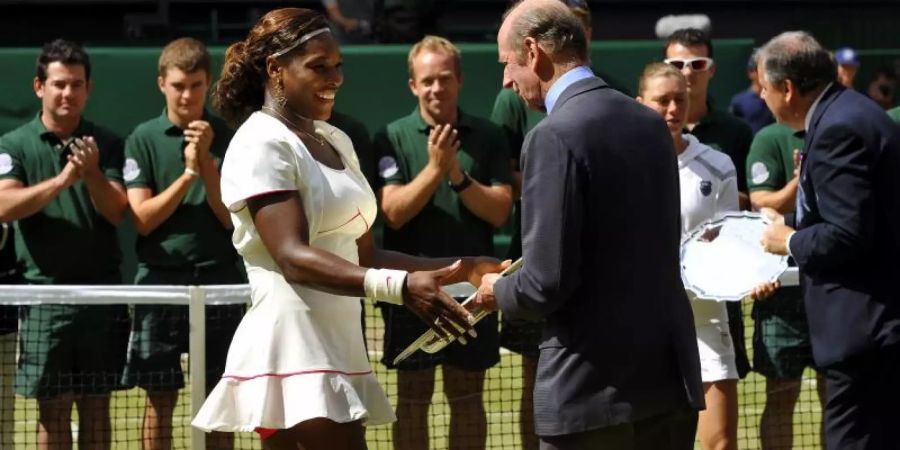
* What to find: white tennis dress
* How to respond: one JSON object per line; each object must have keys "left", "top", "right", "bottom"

{"left": 678, "top": 133, "right": 740, "bottom": 382}
{"left": 191, "top": 112, "right": 395, "bottom": 432}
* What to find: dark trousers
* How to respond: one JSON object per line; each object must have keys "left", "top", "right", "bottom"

{"left": 822, "top": 345, "right": 900, "bottom": 450}
{"left": 539, "top": 408, "right": 698, "bottom": 450}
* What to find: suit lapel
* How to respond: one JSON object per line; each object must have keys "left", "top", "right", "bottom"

{"left": 551, "top": 77, "right": 607, "bottom": 115}
{"left": 804, "top": 84, "right": 843, "bottom": 151}
{"left": 797, "top": 84, "right": 843, "bottom": 225}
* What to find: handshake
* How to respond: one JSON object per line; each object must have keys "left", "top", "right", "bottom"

{"left": 393, "top": 258, "right": 522, "bottom": 365}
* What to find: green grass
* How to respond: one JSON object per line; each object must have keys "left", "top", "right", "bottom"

{"left": 11, "top": 301, "right": 824, "bottom": 449}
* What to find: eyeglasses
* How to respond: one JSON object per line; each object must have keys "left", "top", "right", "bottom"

{"left": 664, "top": 57, "right": 714, "bottom": 71}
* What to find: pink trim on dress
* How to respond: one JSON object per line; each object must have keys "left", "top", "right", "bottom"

{"left": 222, "top": 368, "right": 374, "bottom": 381}
{"left": 317, "top": 206, "right": 369, "bottom": 234}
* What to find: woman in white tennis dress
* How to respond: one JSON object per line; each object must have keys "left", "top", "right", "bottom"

{"left": 191, "top": 9, "right": 502, "bottom": 450}
{"left": 636, "top": 61, "right": 739, "bottom": 450}
{"left": 192, "top": 109, "right": 395, "bottom": 433}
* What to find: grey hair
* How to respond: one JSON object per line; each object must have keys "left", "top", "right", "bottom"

{"left": 504, "top": 0, "right": 588, "bottom": 64}
{"left": 757, "top": 31, "right": 836, "bottom": 96}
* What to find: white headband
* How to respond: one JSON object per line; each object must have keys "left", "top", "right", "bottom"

{"left": 271, "top": 27, "right": 331, "bottom": 58}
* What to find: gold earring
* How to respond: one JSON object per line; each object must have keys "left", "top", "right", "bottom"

{"left": 274, "top": 78, "right": 287, "bottom": 107}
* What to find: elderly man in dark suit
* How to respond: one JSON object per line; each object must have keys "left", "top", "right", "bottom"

{"left": 758, "top": 31, "right": 900, "bottom": 450}
{"left": 475, "top": 1, "right": 704, "bottom": 448}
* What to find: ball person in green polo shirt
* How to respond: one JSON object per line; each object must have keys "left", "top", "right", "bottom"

{"left": 747, "top": 123, "right": 826, "bottom": 449}
{"left": 119, "top": 38, "right": 243, "bottom": 450}
{"left": 663, "top": 28, "right": 755, "bottom": 389}
{"left": 0, "top": 39, "right": 130, "bottom": 450}
{"left": 375, "top": 36, "right": 512, "bottom": 450}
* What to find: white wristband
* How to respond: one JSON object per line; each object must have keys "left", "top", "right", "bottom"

{"left": 184, "top": 168, "right": 199, "bottom": 177}
{"left": 364, "top": 268, "right": 408, "bottom": 305}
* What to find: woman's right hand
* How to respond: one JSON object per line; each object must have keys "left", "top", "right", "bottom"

{"left": 404, "top": 261, "right": 475, "bottom": 341}
{"left": 750, "top": 280, "right": 781, "bottom": 301}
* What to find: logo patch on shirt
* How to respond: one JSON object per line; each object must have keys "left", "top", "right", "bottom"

{"left": 123, "top": 158, "right": 141, "bottom": 182}
{"left": 699, "top": 180, "right": 712, "bottom": 196}
{"left": 0, "top": 154, "right": 12, "bottom": 175}
{"left": 751, "top": 161, "right": 770, "bottom": 185}
{"left": 378, "top": 156, "right": 399, "bottom": 179}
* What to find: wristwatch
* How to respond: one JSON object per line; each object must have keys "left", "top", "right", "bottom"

{"left": 449, "top": 171, "right": 473, "bottom": 192}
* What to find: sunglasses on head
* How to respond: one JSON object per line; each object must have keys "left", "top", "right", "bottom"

{"left": 664, "top": 57, "right": 714, "bottom": 71}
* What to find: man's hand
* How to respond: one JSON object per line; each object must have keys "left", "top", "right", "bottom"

{"left": 760, "top": 207, "right": 793, "bottom": 255}
{"left": 404, "top": 261, "right": 475, "bottom": 341}
{"left": 474, "top": 273, "right": 502, "bottom": 312}
{"left": 439, "top": 256, "right": 510, "bottom": 287}
{"left": 760, "top": 207, "right": 785, "bottom": 226}
{"left": 69, "top": 137, "right": 102, "bottom": 179}
{"left": 792, "top": 149, "right": 801, "bottom": 179}
{"left": 448, "top": 158, "right": 465, "bottom": 186}
{"left": 340, "top": 17, "right": 361, "bottom": 32}
{"left": 183, "top": 143, "right": 200, "bottom": 175}
{"left": 426, "top": 124, "right": 460, "bottom": 174}
{"left": 184, "top": 120, "right": 214, "bottom": 161}
{"left": 56, "top": 160, "right": 82, "bottom": 189}
{"left": 750, "top": 280, "right": 781, "bottom": 301}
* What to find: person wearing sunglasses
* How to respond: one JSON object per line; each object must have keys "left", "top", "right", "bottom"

{"left": 663, "top": 29, "right": 753, "bottom": 211}
{"left": 664, "top": 29, "right": 755, "bottom": 410}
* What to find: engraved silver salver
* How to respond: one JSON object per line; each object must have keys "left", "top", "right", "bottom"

{"left": 680, "top": 211, "right": 788, "bottom": 301}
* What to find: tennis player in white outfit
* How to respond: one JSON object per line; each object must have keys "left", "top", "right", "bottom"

{"left": 190, "top": 8, "right": 506, "bottom": 450}
{"left": 637, "top": 62, "right": 741, "bottom": 450}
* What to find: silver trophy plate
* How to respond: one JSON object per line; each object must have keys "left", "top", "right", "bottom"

{"left": 680, "top": 211, "right": 788, "bottom": 301}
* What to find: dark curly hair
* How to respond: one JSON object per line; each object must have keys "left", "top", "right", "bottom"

{"left": 214, "top": 8, "right": 330, "bottom": 126}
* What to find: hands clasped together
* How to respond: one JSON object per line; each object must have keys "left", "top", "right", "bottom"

{"left": 426, "top": 124, "right": 468, "bottom": 186}
{"left": 182, "top": 120, "right": 215, "bottom": 177}
{"left": 58, "top": 136, "right": 104, "bottom": 188}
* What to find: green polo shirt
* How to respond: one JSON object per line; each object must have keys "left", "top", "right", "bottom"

{"left": 690, "top": 102, "right": 754, "bottom": 192}
{"left": 0, "top": 114, "right": 123, "bottom": 284}
{"left": 888, "top": 106, "right": 900, "bottom": 123}
{"left": 746, "top": 123, "right": 804, "bottom": 193}
{"left": 124, "top": 110, "right": 236, "bottom": 269}
{"left": 490, "top": 88, "right": 544, "bottom": 165}
{"left": 490, "top": 89, "right": 542, "bottom": 260}
{"left": 374, "top": 108, "right": 512, "bottom": 257}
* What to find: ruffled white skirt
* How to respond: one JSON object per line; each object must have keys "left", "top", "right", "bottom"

{"left": 192, "top": 269, "right": 396, "bottom": 432}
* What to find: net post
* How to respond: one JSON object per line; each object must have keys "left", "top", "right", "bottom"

{"left": 189, "top": 285, "right": 207, "bottom": 450}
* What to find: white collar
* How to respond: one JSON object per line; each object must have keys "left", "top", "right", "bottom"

{"left": 677, "top": 134, "right": 707, "bottom": 167}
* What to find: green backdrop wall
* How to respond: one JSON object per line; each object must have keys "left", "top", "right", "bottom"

{"left": 0, "top": 40, "right": 756, "bottom": 137}
{"left": 0, "top": 40, "right": 754, "bottom": 281}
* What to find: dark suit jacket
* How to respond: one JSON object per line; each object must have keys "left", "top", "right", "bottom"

{"left": 494, "top": 77, "right": 704, "bottom": 437}
{"left": 786, "top": 84, "right": 900, "bottom": 368}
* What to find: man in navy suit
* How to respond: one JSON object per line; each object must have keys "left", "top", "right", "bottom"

{"left": 475, "top": 1, "right": 704, "bottom": 448}
{"left": 759, "top": 31, "right": 900, "bottom": 450}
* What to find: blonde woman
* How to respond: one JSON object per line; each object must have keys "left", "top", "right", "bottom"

{"left": 638, "top": 62, "right": 759, "bottom": 450}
